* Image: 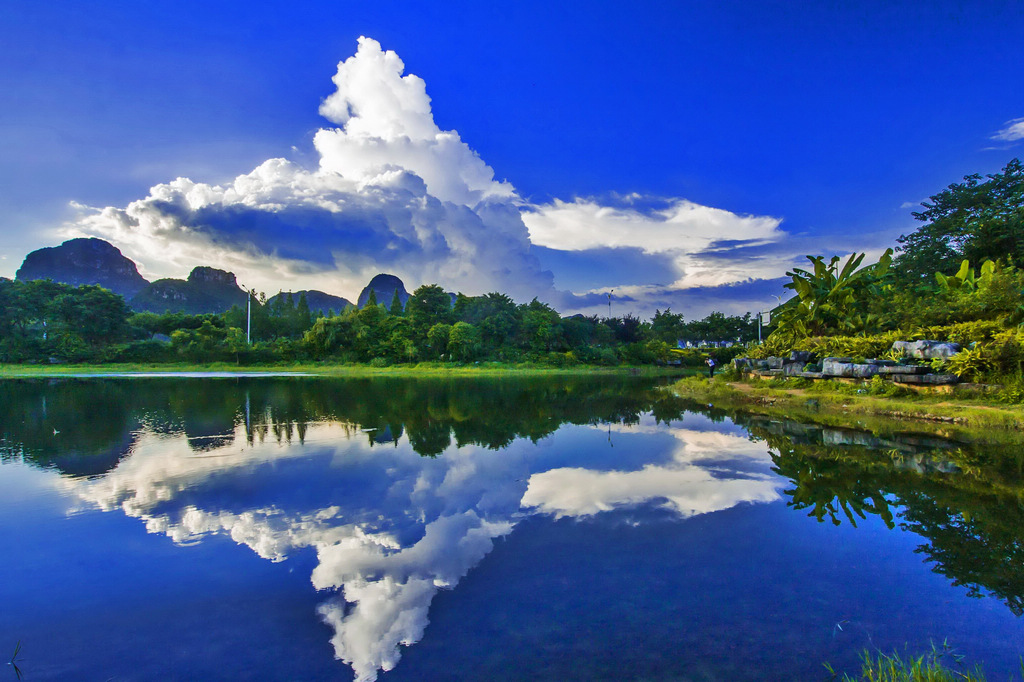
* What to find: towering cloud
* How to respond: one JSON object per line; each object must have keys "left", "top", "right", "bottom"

{"left": 65, "top": 36, "right": 800, "bottom": 317}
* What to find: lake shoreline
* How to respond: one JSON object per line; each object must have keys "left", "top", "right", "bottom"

{"left": 671, "top": 375, "right": 1024, "bottom": 442}
{"left": 0, "top": 362, "right": 692, "bottom": 379}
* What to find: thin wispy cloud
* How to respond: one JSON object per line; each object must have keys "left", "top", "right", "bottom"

{"left": 992, "top": 117, "right": 1024, "bottom": 143}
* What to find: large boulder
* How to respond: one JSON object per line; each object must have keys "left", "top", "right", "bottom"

{"left": 877, "top": 364, "right": 929, "bottom": 375}
{"left": 821, "top": 357, "right": 881, "bottom": 379}
{"left": 892, "top": 373, "right": 959, "bottom": 385}
{"left": 781, "top": 361, "right": 805, "bottom": 376}
{"left": 891, "top": 340, "right": 961, "bottom": 360}
{"left": 850, "top": 364, "right": 882, "bottom": 379}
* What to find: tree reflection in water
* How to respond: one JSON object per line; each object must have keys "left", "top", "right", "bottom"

{"left": 3, "top": 378, "right": 1022, "bottom": 680}
{"left": 725, "top": 410, "right": 1024, "bottom": 617}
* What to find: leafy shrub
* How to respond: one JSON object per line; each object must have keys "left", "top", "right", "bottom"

{"left": 618, "top": 342, "right": 656, "bottom": 365}
{"left": 866, "top": 375, "right": 914, "bottom": 397}
{"left": 914, "top": 319, "right": 1003, "bottom": 344}
{"left": 543, "top": 351, "right": 580, "bottom": 367}
{"left": 105, "top": 339, "right": 175, "bottom": 363}
{"left": 998, "top": 378, "right": 1024, "bottom": 404}
{"left": 671, "top": 345, "right": 747, "bottom": 366}
{"left": 943, "top": 346, "right": 993, "bottom": 381}
{"left": 52, "top": 333, "right": 98, "bottom": 363}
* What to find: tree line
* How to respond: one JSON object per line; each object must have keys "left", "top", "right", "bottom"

{"left": 0, "top": 277, "right": 756, "bottom": 366}
{"left": 12, "top": 156, "right": 1015, "bottom": 369}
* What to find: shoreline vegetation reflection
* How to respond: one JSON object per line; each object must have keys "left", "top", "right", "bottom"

{"left": 681, "top": 399, "right": 1024, "bottom": 618}
{"left": 1, "top": 377, "right": 1022, "bottom": 679}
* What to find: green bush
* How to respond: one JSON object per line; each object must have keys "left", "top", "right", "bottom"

{"left": 866, "top": 375, "right": 914, "bottom": 397}
{"left": 542, "top": 351, "right": 580, "bottom": 367}
{"left": 670, "top": 345, "right": 747, "bottom": 366}
{"left": 915, "top": 320, "right": 1004, "bottom": 344}
{"left": 998, "top": 378, "right": 1024, "bottom": 404}
{"left": 105, "top": 339, "right": 175, "bottom": 363}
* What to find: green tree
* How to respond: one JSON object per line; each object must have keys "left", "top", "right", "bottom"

{"left": 447, "top": 321, "right": 481, "bottom": 361}
{"left": 389, "top": 289, "right": 405, "bottom": 316}
{"left": 518, "top": 298, "right": 562, "bottom": 352}
{"left": 355, "top": 302, "right": 389, "bottom": 360}
{"left": 296, "top": 292, "right": 313, "bottom": 331}
{"left": 49, "top": 285, "right": 132, "bottom": 346}
{"left": 382, "top": 317, "right": 417, "bottom": 362}
{"left": 426, "top": 322, "right": 452, "bottom": 359}
{"left": 650, "top": 308, "right": 685, "bottom": 345}
{"left": 171, "top": 320, "right": 237, "bottom": 360}
{"left": 406, "top": 284, "right": 452, "bottom": 335}
{"left": 304, "top": 313, "right": 357, "bottom": 358}
{"left": 894, "top": 158, "right": 1024, "bottom": 283}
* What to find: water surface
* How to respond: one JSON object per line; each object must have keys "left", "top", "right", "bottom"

{"left": 0, "top": 376, "right": 1021, "bottom": 681}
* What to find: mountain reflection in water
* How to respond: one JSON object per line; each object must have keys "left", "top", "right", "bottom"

{"left": 1, "top": 377, "right": 1022, "bottom": 680}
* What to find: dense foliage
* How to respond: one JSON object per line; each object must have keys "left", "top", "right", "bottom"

{"left": 894, "top": 158, "right": 1024, "bottom": 284}
{"left": 7, "top": 158, "right": 1020, "bottom": 372}
{"left": 0, "top": 277, "right": 755, "bottom": 366}
{"left": 0, "top": 279, "right": 132, "bottom": 362}
{"left": 760, "top": 158, "right": 1024, "bottom": 388}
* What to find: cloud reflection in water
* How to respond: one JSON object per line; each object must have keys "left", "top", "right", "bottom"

{"left": 60, "top": 413, "right": 780, "bottom": 681}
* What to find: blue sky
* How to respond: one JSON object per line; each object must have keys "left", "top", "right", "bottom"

{"left": 1, "top": 1, "right": 1022, "bottom": 317}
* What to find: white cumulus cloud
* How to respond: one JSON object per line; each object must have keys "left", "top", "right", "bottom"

{"left": 523, "top": 197, "right": 787, "bottom": 289}
{"left": 63, "top": 36, "right": 803, "bottom": 316}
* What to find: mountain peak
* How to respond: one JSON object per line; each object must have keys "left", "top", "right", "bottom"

{"left": 358, "top": 273, "right": 410, "bottom": 308}
{"left": 15, "top": 237, "right": 149, "bottom": 299}
{"left": 187, "top": 267, "right": 238, "bottom": 288}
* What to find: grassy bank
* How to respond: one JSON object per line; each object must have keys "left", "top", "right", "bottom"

{"left": 0, "top": 361, "right": 690, "bottom": 379}
{"left": 672, "top": 374, "right": 1024, "bottom": 441}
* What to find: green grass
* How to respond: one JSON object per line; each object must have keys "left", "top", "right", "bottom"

{"left": 826, "top": 644, "right": 995, "bottom": 681}
{"left": 671, "top": 374, "right": 1024, "bottom": 441}
{"left": 0, "top": 361, "right": 688, "bottom": 379}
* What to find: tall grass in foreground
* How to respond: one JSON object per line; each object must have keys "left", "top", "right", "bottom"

{"left": 825, "top": 643, "right": 999, "bottom": 681}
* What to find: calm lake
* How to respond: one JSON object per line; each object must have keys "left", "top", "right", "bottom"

{"left": 1, "top": 375, "right": 1021, "bottom": 681}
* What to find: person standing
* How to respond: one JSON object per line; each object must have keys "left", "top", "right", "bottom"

{"left": 705, "top": 356, "right": 716, "bottom": 378}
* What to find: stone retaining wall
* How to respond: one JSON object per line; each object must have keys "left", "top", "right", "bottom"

{"left": 734, "top": 339, "right": 967, "bottom": 388}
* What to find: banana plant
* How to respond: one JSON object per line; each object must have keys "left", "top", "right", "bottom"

{"left": 773, "top": 248, "right": 893, "bottom": 339}
{"left": 935, "top": 258, "right": 996, "bottom": 292}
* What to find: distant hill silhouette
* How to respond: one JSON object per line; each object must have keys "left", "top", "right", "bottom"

{"left": 358, "top": 273, "right": 410, "bottom": 309}
{"left": 16, "top": 237, "right": 150, "bottom": 299}
{"left": 12, "top": 238, "right": 430, "bottom": 317}
{"left": 131, "top": 267, "right": 248, "bottom": 314}
{"left": 267, "top": 290, "right": 352, "bottom": 315}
